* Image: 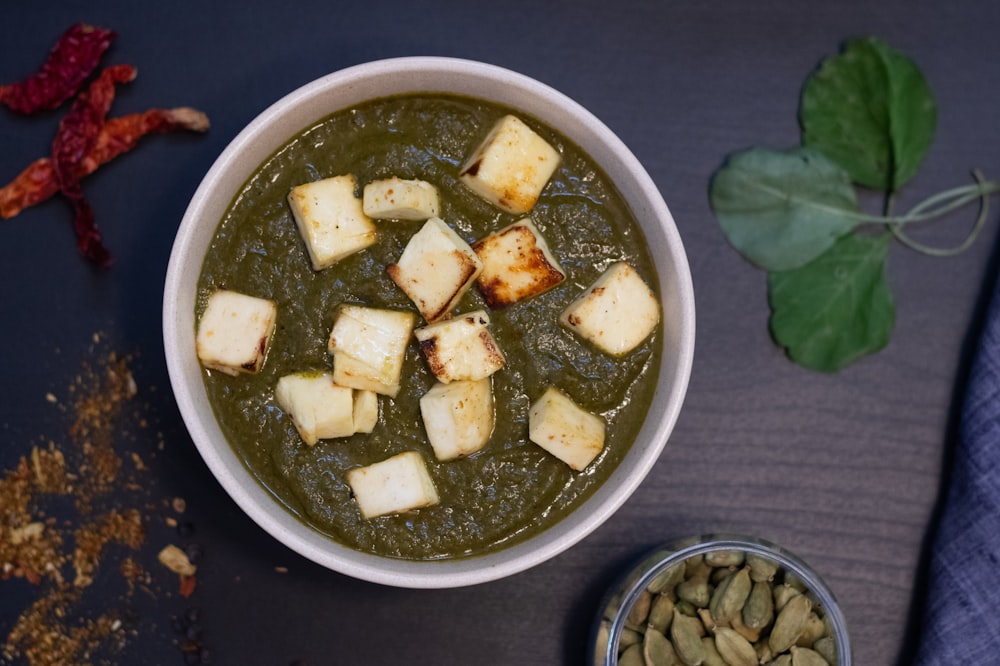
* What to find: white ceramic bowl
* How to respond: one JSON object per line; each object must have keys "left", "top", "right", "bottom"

{"left": 163, "top": 57, "right": 695, "bottom": 588}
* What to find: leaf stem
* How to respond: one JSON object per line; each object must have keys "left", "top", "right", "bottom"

{"left": 890, "top": 170, "right": 993, "bottom": 256}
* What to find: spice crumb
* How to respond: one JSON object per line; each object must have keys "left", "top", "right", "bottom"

{"left": 2, "top": 336, "right": 195, "bottom": 665}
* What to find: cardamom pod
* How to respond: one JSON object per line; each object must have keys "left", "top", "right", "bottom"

{"left": 773, "top": 583, "right": 802, "bottom": 612}
{"left": 705, "top": 549, "right": 745, "bottom": 568}
{"left": 710, "top": 566, "right": 751, "bottom": 623}
{"left": 812, "top": 636, "right": 837, "bottom": 665}
{"left": 742, "top": 580, "right": 775, "bottom": 630}
{"left": 784, "top": 571, "right": 808, "bottom": 592}
{"left": 619, "top": 627, "right": 643, "bottom": 652}
{"left": 790, "top": 646, "right": 830, "bottom": 666}
{"left": 670, "top": 608, "right": 707, "bottom": 666}
{"left": 730, "top": 612, "right": 762, "bottom": 643}
{"left": 643, "top": 627, "right": 678, "bottom": 666}
{"left": 628, "top": 589, "right": 653, "bottom": 626}
{"left": 701, "top": 636, "right": 727, "bottom": 666}
{"left": 677, "top": 577, "right": 711, "bottom": 608}
{"left": 765, "top": 655, "right": 792, "bottom": 666}
{"left": 649, "top": 562, "right": 686, "bottom": 596}
{"left": 714, "top": 627, "right": 757, "bottom": 666}
{"left": 755, "top": 639, "right": 773, "bottom": 664}
{"left": 747, "top": 554, "right": 779, "bottom": 582}
{"left": 648, "top": 594, "right": 676, "bottom": 633}
{"left": 794, "top": 612, "right": 826, "bottom": 648}
{"left": 768, "top": 594, "right": 812, "bottom": 654}
{"left": 619, "top": 642, "right": 646, "bottom": 666}
{"left": 684, "top": 554, "right": 707, "bottom": 579}
{"left": 697, "top": 608, "right": 716, "bottom": 634}
{"left": 675, "top": 600, "right": 698, "bottom": 618}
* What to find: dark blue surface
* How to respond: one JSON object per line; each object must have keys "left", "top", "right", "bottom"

{"left": 2, "top": 2, "right": 1000, "bottom": 664}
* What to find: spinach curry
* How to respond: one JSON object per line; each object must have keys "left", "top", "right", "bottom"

{"left": 196, "top": 93, "right": 661, "bottom": 560}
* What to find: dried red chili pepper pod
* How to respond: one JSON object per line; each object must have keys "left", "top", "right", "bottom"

{"left": 0, "top": 24, "right": 115, "bottom": 115}
{"left": 0, "top": 108, "right": 210, "bottom": 220}
{"left": 51, "top": 64, "right": 137, "bottom": 266}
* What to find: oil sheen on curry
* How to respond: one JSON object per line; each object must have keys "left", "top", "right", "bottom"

{"left": 195, "top": 93, "right": 662, "bottom": 560}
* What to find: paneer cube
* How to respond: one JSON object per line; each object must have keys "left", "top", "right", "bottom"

{"left": 327, "top": 305, "right": 415, "bottom": 397}
{"left": 419, "top": 378, "right": 495, "bottom": 461}
{"left": 353, "top": 390, "right": 379, "bottom": 434}
{"left": 386, "top": 217, "right": 483, "bottom": 323}
{"left": 346, "top": 451, "right": 439, "bottom": 519}
{"left": 413, "top": 310, "right": 505, "bottom": 383}
{"left": 363, "top": 177, "right": 440, "bottom": 221}
{"left": 559, "top": 262, "right": 660, "bottom": 356}
{"left": 195, "top": 289, "right": 277, "bottom": 375}
{"left": 287, "top": 174, "right": 377, "bottom": 270}
{"left": 275, "top": 372, "right": 355, "bottom": 446}
{"left": 473, "top": 218, "right": 565, "bottom": 309}
{"left": 458, "top": 115, "right": 561, "bottom": 214}
{"left": 528, "top": 387, "right": 605, "bottom": 471}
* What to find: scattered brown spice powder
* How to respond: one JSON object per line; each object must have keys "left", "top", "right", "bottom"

{"left": 0, "top": 337, "right": 176, "bottom": 666}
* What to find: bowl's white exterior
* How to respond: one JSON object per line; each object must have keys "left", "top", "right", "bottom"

{"left": 163, "top": 57, "right": 695, "bottom": 588}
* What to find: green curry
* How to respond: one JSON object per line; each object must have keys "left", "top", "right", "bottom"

{"left": 196, "top": 93, "right": 661, "bottom": 560}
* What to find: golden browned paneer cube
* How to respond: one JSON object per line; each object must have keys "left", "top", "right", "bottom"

{"left": 458, "top": 115, "right": 561, "bottom": 214}
{"left": 413, "top": 310, "right": 506, "bottom": 384}
{"left": 386, "top": 217, "right": 483, "bottom": 323}
{"left": 473, "top": 218, "right": 565, "bottom": 309}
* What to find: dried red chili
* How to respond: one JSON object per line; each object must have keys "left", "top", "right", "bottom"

{"left": 0, "top": 107, "right": 209, "bottom": 219}
{"left": 0, "top": 24, "right": 115, "bottom": 115}
{"left": 51, "top": 64, "right": 136, "bottom": 266}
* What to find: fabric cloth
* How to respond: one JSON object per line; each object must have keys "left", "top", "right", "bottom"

{"left": 914, "top": 274, "right": 1000, "bottom": 663}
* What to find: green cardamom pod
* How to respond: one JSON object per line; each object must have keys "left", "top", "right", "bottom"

{"left": 764, "top": 655, "right": 793, "bottom": 666}
{"left": 773, "top": 583, "right": 802, "bottom": 612}
{"left": 675, "top": 600, "right": 698, "bottom": 618}
{"left": 729, "top": 612, "right": 762, "bottom": 643}
{"left": 714, "top": 627, "right": 758, "bottom": 666}
{"left": 701, "top": 636, "right": 727, "bottom": 666}
{"left": 754, "top": 639, "right": 773, "bottom": 664}
{"left": 643, "top": 627, "right": 678, "bottom": 666}
{"left": 648, "top": 594, "right": 676, "bottom": 634}
{"left": 649, "top": 562, "right": 687, "bottom": 596}
{"left": 742, "top": 580, "right": 775, "bottom": 630}
{"left": 812, "top": 636, "right": 837, "bottom": 665}
{"left": 790, "top": 646, "right": 830, "bottom": 666}
{"left": 710, "top": 566, "right": 751, "bottom": 623}
{"left": 684, "top": 554, "right": 708, "bottom": 578}
{"left": 677, "top": 577, "right": 711, "bottom": 608}
{"left": 768, "top": 594, "right": 812, "bottom": 654}
{"left": 628, "top": 589, "right": 653, "bottom": 626}
{"left": 618, "top": 642, "right": 646, "bottom": 666}
{"left": 747, "top": 554, "right": 779, "bottom": 582}
{"left": 619, "top": 627, "right": 643, "bottom": 653}
{"left": 670, "top": 608, "right": 707, "bottom": 666}
{"left": 783, "top": 571, "right": 808, "bottom": 592}
{"left": 705, "top": 549, "right": 745, "bottom": 568}
{"left": 794, "top": 612, "right": 826, "bottom": 648}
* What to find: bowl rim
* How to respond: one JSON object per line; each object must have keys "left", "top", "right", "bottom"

{"left": 163, "top": 56, "right": 696, "bottom": 588}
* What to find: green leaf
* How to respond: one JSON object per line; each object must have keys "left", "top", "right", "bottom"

{"left": 768, "top": 232, "right": 895, "bottom": 372}
{"left": 710, "top": 147, "right": 861, "bottom": 271}
{"left": 800, "top": 36, "right": 937, "bottom": 191}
